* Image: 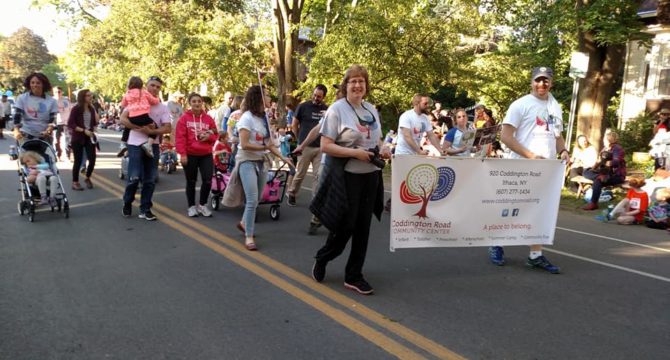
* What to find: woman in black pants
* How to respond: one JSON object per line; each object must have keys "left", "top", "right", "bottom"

{"left": 67, "top": 89, "right": 98, "bottom": 190}
{"left": 310, "top": 65, "right": 391, "bottom": 295}
{"left": 175, "top": 93, "right": 218, "bottom": 217}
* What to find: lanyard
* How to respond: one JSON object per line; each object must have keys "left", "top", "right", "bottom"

{"left": 345, "top": 100, "right": 376, "bottom": 139}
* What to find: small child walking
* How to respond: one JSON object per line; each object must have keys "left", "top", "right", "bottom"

{"left": 20, "top": 151, "right": 59, "bottom": 206}
{"left": 117, "top": 76, "right": 161, "bottom": 158}
{"left": 599, "top": 177, "right": 649, "bottom": 224}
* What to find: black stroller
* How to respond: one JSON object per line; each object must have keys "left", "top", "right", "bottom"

{"left": 14, "top": 139, "right": 70, "bottom": 222}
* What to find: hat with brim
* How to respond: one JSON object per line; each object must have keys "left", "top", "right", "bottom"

{"left": 660, "top": 108, "right": 670, "bottom": 115}
{"left": 532, "top": 66, "right": 554, "bottom": 80}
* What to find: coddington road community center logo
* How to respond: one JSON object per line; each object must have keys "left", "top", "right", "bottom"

{"left": 399, "top": 164, "right": 456, "bottom": 218}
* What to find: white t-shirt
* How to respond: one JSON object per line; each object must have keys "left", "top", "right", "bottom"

{"left": 128, "top": 103, "right": 171, "bottom": 146}
{"left": 395, "top": 109, "right": 431, "bottom": 155}
{"left": 56, "top": 97, "right": 71, "bottom": 125}
{"left": 320, "top": 98, "right": 382, "bottom": 174}
{"left": 503, "top": 94, "right": 563, "bottom": 159}
{"left": 235, "top": 111, "right": 269, "bottom": 161}
{"left": 14, "top": 93, "right": 58, "bottom": 137}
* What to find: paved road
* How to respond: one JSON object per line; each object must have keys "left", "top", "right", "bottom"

{"left": 1, "top": 130, "right": 668, "bottom": 360}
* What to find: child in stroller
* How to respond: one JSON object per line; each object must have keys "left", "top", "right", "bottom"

{"left": 210, "top": 132, "right": 232, "bottom": 210}
{"left": 20, "top": 150, "right": 59, "bottom": 206}
{"left": 159, "top": 134, "right": 178, "bottom": 173}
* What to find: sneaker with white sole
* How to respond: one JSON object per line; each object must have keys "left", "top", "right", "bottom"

{"left": 344, "top": 279, "right": 374, "bottom": 295}
{"left": 139, "top": 210, "right": 157, "bottom": 221}
{"left": 187, "top": 206, "right": 199, "bottom": 217}
{"left": 197, "top": 204, "right": 212, "bottom": 217}
{"left": 141, "top": 142, "right": 154, "bottom": 158}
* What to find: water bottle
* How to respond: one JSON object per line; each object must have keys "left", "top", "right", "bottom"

{"left": 9, "top": 145, "right": 18, "bottom": 160}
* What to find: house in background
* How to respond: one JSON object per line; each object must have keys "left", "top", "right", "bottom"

{"left": 620, "top": 0, "right": 670, "bottom": 126}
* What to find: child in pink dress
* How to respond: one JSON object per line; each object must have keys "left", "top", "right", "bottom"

{"left": 118, "top": 76, "right": 161, "bottom": 157}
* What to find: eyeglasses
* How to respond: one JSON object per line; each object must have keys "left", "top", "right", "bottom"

{"left": 348, "top": 80, "right": 366, "bottom": 85}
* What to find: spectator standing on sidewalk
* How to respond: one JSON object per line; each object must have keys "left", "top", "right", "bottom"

{"left": 0, "top": 94, "right": 11, "bottom": 139}
{"left": 121, "top": 76, "right": 172, "bottom": 221}
{"left": 492, "top": 66, "right": 569, "bottom": 274}
{"left": 287, "top": 84, "right": 329, "bottom": 207}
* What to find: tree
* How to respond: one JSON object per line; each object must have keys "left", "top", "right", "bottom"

{"left": 0, "top": 28, "right": 56, "bottom": 90}
{"left": 299, "top": 0, "right": 457, "bottom": 126}
{"left": 272, "top": 0, "right": 305, "bottom": 127}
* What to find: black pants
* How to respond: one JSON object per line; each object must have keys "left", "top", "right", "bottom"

{"left": 71, "top": 141, "right": 96, "bottom": 182}
{"left": 315, "top": 171, "right": 380, "bottom": 283}
{"left": 183, "top": 154, "right": 213, "bottom": 207}
{"left": 583, "top": 169, "right": 624, "bottom": 204}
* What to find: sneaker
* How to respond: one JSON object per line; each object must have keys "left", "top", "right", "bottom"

{"left": 187, "top": 206, "right": 199, "bottom": 217}
{"left": 122, "top": 203, "right": 132, "bottom": 217}
{"left": 116, "top": 143, "right": 127, "bottom": 157}
{"left": 287, "top": 194, "right": 296, "bottom": 207}
{"left": 312, "top": 261, "right": 326, "bottom": 282}
{"left": 526, "top": 255, "right": 561, "bottom": 274}
{"left": 308, "top": 222, "right": 320, "bottom": 235}
{"left": 488, "top": 246, "right": 505, "bottom": 266}
{"left": 197, "top": 204, "right": 212, "bottom": 217}
{"left": 344, "top": 279, "right": 374, "bottom": 295}
{"left": 139, "top": 210, "right": 157, "bottom": 221}
{"left": 141, "top": 142, "right": 154, "bottom": 158}
{"left": 582, "top": 202, "right": 598, "bottom": 211}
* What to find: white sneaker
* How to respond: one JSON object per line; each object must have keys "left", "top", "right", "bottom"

{"left": 197, "top": 204, "right": 212, "bottom": 217}
{"left": 187, "top": 206, "right": 199, "bottom": 217}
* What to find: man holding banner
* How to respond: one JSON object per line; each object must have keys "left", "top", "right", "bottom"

{"left": 492, "top": 66, "right": 569, "bottom": 274}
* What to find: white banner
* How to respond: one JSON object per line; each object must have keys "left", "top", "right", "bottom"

{"left": 390, "top": 156, "right": 564, "bottom": 251}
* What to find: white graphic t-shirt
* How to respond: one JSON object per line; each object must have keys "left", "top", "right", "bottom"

{"left": 503, "top": 94, "right": 563, "bottom": 159}
{"left": 236, "top": 111, "right": 269, "bottom": 161}
{"left": 395, "top": 109, "right": 431, "bottom": 155}
{"left": 14, "top": 93, "right": 58, "bottom": 137}
{"left": 320, "top": 98, "right": 382, "bottom": 174}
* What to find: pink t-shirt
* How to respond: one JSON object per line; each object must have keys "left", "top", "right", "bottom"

{"left": 121, "top": 89, "right": 160, "bottom": 117}
{"left": 127, "top": 103, "right": 171, "bottom": 146}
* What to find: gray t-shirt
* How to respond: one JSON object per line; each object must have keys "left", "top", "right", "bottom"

{"left": 83, "top": 110, "right": 92, "bottom": 129}
{"left": 320, "top": 98, "right": 382, "bottom": 174}
{"left": 14, "top": 93, "right": 58, "bottom": 137}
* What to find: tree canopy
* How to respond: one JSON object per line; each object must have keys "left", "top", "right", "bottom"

{"left": 0, "top": 27, "right": 56, "bottom": 89}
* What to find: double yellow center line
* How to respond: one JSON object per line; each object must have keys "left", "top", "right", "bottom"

{"left": 94, "top": 174, "right": 465, "bottom": 360}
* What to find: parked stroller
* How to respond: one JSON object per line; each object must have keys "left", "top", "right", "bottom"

{"left": 14, "top": 139, "right": 69, "bottom": 222}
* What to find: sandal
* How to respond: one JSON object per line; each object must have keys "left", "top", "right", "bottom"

{"left": 72, "top": 182, "right": 84, "bottom": 191}
{"left": 245, "top": 240, "right": 257, "bottom": 251}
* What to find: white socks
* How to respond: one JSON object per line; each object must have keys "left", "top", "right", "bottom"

{"left": 529, "top": 251, "right": 542, "bottom": 260}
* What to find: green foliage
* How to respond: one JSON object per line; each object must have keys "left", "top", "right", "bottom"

{"left": 0, "top": 28, "right": 56, "bottom": 90}
{"left": 618, "top": 112, "right": 654, "bottom": 157}
{"left": 300, "top": 0, "right": 458, "bottom": 127}
{"left": 61, "top": 0, "right": 272, "bottom": 101}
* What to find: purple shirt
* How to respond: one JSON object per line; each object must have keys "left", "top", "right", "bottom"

{"left": 127, "top": 103, "right": 170, "bottom": 146}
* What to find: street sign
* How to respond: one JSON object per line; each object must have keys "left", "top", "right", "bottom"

{"left": 569, "top": 52, "right": 589, "bottom": 79}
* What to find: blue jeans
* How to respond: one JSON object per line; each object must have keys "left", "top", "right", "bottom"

{"left": 123, "top": 144, "right": 159, "bottom": 213}
{"left": 239, "top": 160, "right": 267, "bottom": 237}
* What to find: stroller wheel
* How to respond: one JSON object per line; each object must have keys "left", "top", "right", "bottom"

{"left": 211, "top": 196, "right": 220, "bottom": 211}
{"left": 119, "top": 170, "right": 125, "bottom": 180}
{"left": 270, "top": 205, "right": 280, "bottom": 221}
{"left": 17, "top": 201, "right": 25, "bottom": 215}
{"left": 63, "top": 203, "right": 70, "bottom": 218}
{"left": 28, "top": 205, "right": 35, "bottom": 222}
{"left": 168, "top": 163, "right": 176, "bottom": 174}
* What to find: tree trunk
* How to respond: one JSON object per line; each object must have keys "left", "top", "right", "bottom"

{"left": 659, "top": 0, "right": 670, "bottom": 25}
{"left": 272, "top": 0, "right": 303, "bottom": 128}
{"left": 575, "top": 30, "right": 626, "bottom": 152}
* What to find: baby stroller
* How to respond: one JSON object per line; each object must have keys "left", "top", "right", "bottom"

{"left": 259, "top": 160, "right": 293, "bottom": 221}
{"left": 210, "top": 151, "right": 231, "bottom": 211}
{"left": 15, "top": 139, "right": 69, "bottom": 222}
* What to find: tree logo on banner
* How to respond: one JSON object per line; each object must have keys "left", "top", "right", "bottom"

{"left": 400, "top": 164, "right": 456, "bottom": 218}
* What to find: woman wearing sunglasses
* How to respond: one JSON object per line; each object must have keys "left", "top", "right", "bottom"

{"left": 310, "top": 64, "right": 391, "bottom": 295}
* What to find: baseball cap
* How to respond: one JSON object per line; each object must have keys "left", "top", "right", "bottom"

{"left": 532, "top": 66, "right": 554, "bottom": 80}
{"left": 660, "top": 108, "right": 670, "bottom": 115}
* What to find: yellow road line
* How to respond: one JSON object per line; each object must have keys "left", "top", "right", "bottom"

{"left": 98, "top": 174, "right": 466, "bottom": 359}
